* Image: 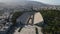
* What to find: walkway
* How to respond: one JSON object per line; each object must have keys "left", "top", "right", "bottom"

{"left": 14, "top": 25, "right": 43, "bottom": 34}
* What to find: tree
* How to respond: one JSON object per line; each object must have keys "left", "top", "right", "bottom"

{"left": 40, "top": 10, "right": 60, "bottom": 34}
{"left": 12, "top": 12, "right": 24, "bottom": 25}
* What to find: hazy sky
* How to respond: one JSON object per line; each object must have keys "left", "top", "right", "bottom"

{"left": 0, "top": 0, "right": 60, "bottom": 5}
{"left": 33, "top": 0, "right": 60, "bottom": 5}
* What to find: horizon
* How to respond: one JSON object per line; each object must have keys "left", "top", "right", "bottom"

{"left": 0, "top": 0, "right": 60, "bottom": 5}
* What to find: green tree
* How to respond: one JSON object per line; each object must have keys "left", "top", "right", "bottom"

{"left": 40, "top": 10, "right": 60, "bottom": 34}
{"left": 12, "top": 12, "right": 24, "bottom": 25}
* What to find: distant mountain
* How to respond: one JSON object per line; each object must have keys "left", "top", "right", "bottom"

{"left": 0, "top": 1, "right": 60, "bottom": 8}
{"left": 23, "top": 1, "right": 48, "bottom": 8}
{"left": 25, "top": 1, "right": 60, "bottom": 7}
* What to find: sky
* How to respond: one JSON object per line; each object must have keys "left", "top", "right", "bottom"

{"left": 32, "top": 0, "right": 60, "bottom": 5}
{"left": 0, "top": 0, "right": 60, "bottom": 5}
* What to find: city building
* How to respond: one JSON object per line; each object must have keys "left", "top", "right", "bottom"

{"left": 0, "top": 12, "right": 13, "bottom": 34}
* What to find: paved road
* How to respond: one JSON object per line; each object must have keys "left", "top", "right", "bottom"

{"left": 16, "top": 12, "right": 35, "bottom": 25}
